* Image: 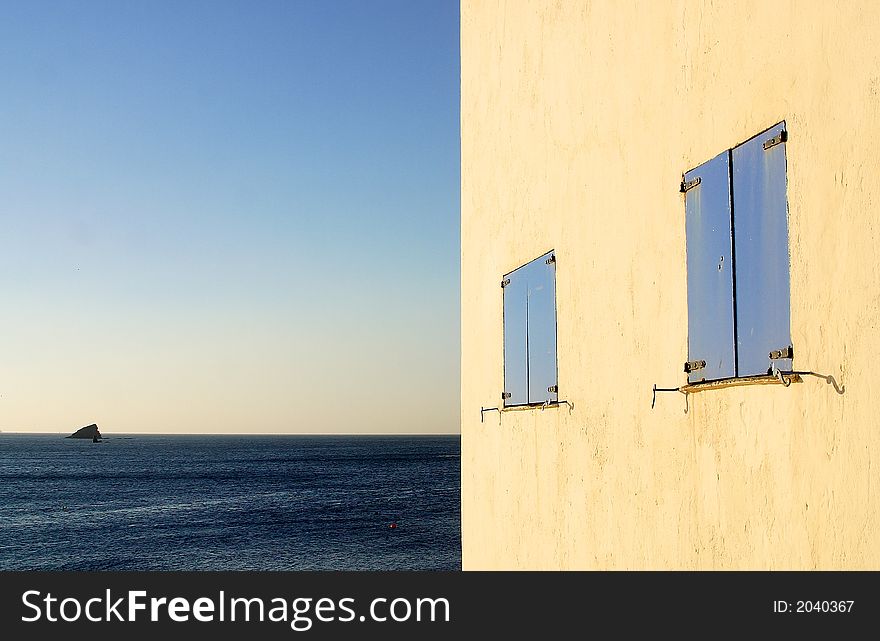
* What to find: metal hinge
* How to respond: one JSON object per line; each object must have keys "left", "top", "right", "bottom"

{"left": 769, "top": 345, "right": 793, "bottom": 360}
{"left": 684, "top": 359, "right": 706, "bottom": 373}
{"left": 501, "top": 278, "right": 510, "bottom": 288}
{"left": 547, "top": 385, "right": 558, "bottom": 393}
{"left": 680, "top": 176, "right": 701, "bottom": 193}
{"left": 763, "top": 130, "right": 788, "bottom": 150}
{"left": 545, "top": 255, "right": 556, "bottom": 265}
{"left": 501, "top": 392, "right": 511, "bottom": 400}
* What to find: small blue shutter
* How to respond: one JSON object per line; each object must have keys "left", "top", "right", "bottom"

{"left": 732, "top": 122, "right": 792, "bottom": 376}
{"left": 503, "top": 267, "right": 528, "bottom": 406}
{"left": 526, "top": 251, "right": 558, "bottom": 404}
{"left": 503, "top": 251, "right": 558, "bottom": 406}
{"left": 685, "top": 151, "right": 736, "bottom": 383}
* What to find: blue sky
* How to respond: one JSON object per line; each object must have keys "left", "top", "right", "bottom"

{"left": 0, "top": 0, "right": 460, "bottom": 433}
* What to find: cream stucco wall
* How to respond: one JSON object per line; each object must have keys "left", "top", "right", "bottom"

{"left": 460, "top": 0, "right": 880, "bottom": 569}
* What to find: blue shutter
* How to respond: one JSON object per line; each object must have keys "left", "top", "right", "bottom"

{"left": 685, "top": 151, "right": 736, "bottom": 383}
{"left": 732, "top": 122, "right": 792, "bottom": 376}
{"left": 503, "top": 267, "right": 528, "bottom": 406}
{"left": 526, "top": 251, "right": 558, "bottom": 404}
{"left": 503, "top": 251, "right": 558, "bottom": 406}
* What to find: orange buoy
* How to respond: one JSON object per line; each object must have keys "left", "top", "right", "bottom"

{"left": 389, "top": 523, "right": 398, "bottom": 529}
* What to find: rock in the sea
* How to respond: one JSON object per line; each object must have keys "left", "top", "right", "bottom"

{"left": 67, "top": 424, "right": 102, "bottom": 440}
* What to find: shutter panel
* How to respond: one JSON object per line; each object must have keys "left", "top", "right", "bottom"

{"left": 526, "top": 251, "right": 558, "bottom": 404}
{"left": 732, "top": 122, "right": 792, "bottom": 376}
{"left": 685, "top": 151, "right": 736, "bottom": 383}
{"left": 503, "top": 267, "right": 528, "bottom": 406}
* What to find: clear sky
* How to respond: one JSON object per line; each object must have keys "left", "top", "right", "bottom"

{"left": 0, "top": 0, "right": 460, "bottom": 434}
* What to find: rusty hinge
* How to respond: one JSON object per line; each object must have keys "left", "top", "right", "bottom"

{"left": 763, "top": 130, "right": 788, "bottom": 150}
{"left": 547, "top": 385, "right": 558, "bottom": 393}
{"left": 501, "top": 392, "right": 511, "bottom": 400}
{"left": 769, "top": 345, "right": 793, "bottom": 360}
{"left": 680, "top": 176, "right": 701, "bottom": 193}
{"left": 684, "top": 359, "right": 706, "bottom": 373}
{"left": 545, "top": 255, "right": 556, "bottom": 265}
{"left": 501, "top": 278, "right": 510, "bottom": 288}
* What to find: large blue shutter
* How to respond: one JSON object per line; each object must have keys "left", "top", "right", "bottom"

{"left": 684, "top": 151, "right": 736, "bottom": 383}
{"left": 732, "top": 122, "right": 792, "bottom": 376}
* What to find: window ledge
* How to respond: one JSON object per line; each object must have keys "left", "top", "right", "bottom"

{"left": 681, "top": 373, "right": 802, "bottom": 394}
{"left": 502, "top": 400, "right": 574, "bottom": 413}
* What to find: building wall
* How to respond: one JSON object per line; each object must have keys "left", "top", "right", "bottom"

{"left": 460, "top": 0, "right": 880, "bottom": 569}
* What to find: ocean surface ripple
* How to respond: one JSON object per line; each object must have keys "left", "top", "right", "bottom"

{"left": 0, "top": 434, "right": 461, "bottom": 570}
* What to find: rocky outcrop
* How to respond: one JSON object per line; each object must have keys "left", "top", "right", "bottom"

{"left": 67, "top": 424, "right": 102, "bottom": 440}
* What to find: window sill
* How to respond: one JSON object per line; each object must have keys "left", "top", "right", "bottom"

{"left": 681, "top": 373, "right": 802, "bottom": 394}
{"left": 480, "top": 400, "right": 574, "bottom": 423}
{"left": 502, "top": 400, "right": 574, "bottom": 412}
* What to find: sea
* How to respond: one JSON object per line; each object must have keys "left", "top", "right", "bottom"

{"left": 0, "top": 434, "right": 460, "bottom": 571}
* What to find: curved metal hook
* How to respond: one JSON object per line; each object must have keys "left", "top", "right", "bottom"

{"left": 540, "top": 399, "right": 575, "bottom": 412}
{"left": 821, "top": 374, "right": 845, "bottom": 395}
{"left": 776, "top": 368, "right": 792, "bottom": 387}
{"left": 801, "top": 371, "right": 845, "bottom": 395}
{"left": 778, "top": 370, "right": 845, "bottom": 395}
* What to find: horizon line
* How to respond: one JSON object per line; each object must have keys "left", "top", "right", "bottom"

{"left": 0, "top": 431, "right": 461, "bottom": 437}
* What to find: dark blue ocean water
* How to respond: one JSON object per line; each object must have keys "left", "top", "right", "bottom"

{"left": 0, "top": 434, "right": 460, "bottom": 570}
